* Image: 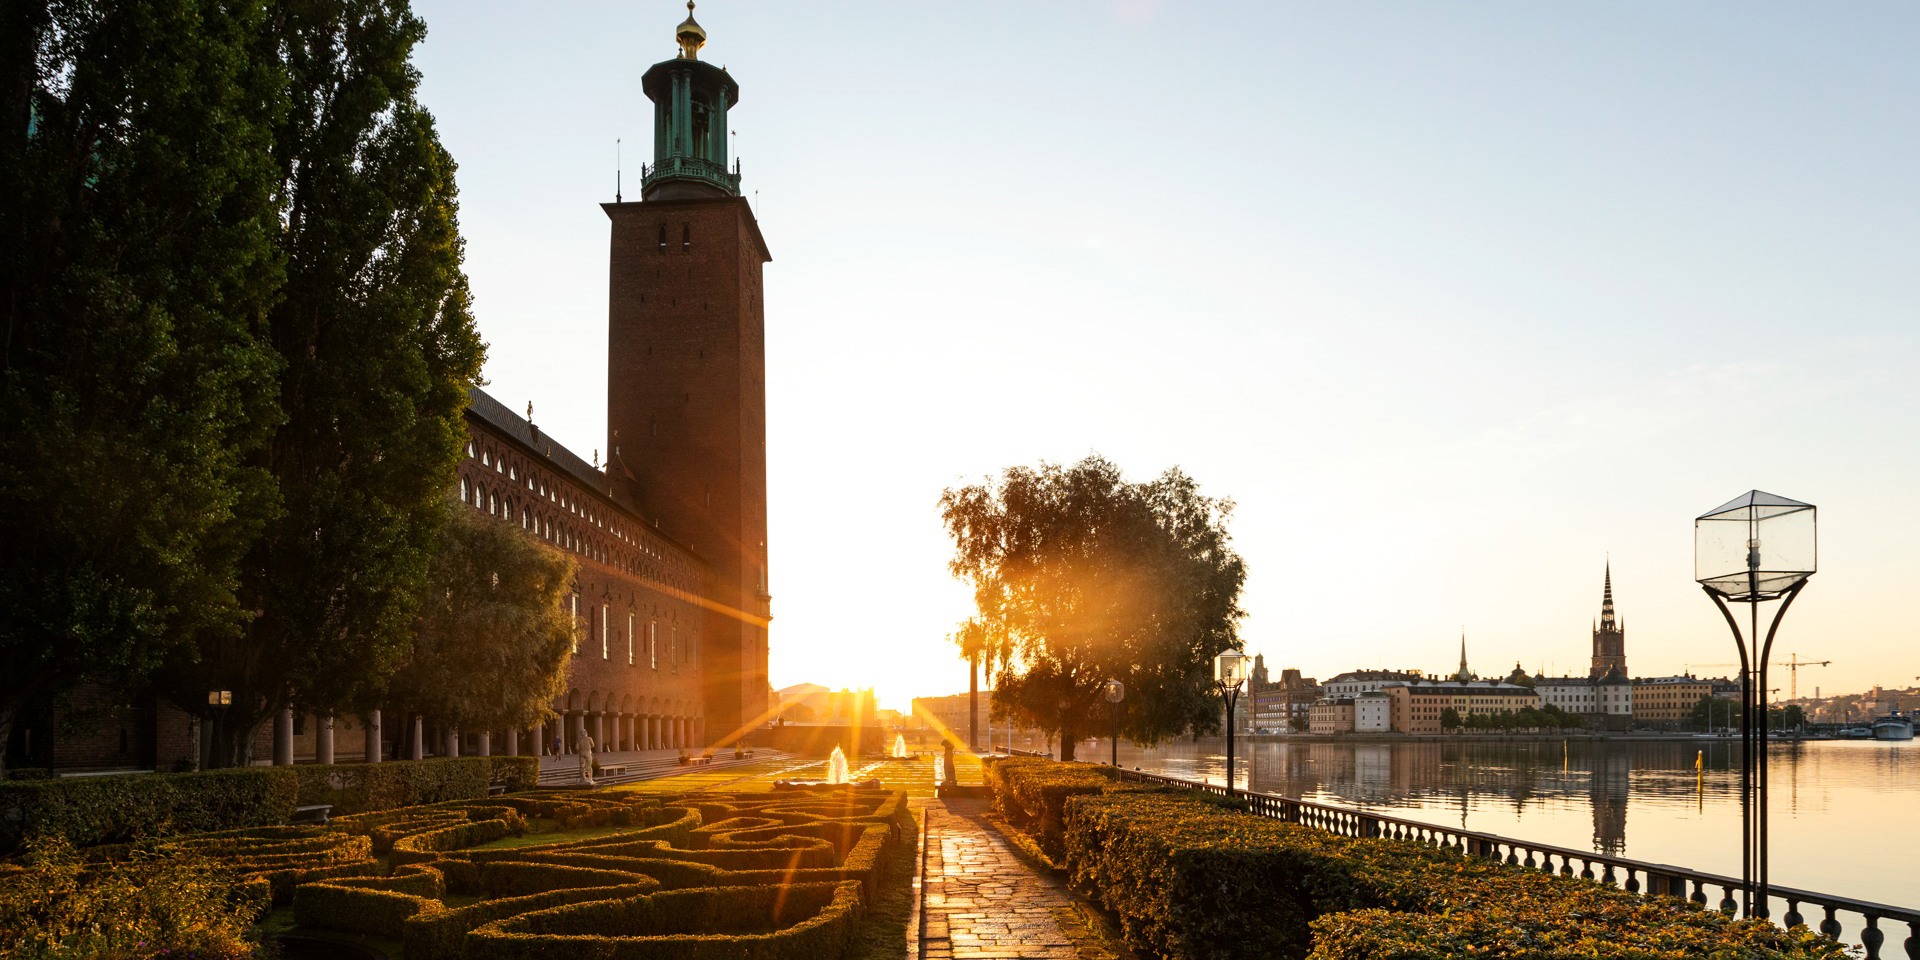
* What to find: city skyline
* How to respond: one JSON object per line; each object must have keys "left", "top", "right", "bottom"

{"left": 411, "top": 2, "right": 1920, "bottom": 711}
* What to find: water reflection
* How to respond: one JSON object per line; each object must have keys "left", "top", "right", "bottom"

{"left": 1114, "top": 737, "right": 1916, "bottom": 909}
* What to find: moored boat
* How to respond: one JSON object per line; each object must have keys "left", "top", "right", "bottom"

{"left": 1871, "top": 711, "right": 1914, "bottom": 741}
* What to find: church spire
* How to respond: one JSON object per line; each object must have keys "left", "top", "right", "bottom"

{"left": 1455, "top": 629, "right": 1472, "bottom": 683}
{"left": 1599, "top": 558, "right": 1617, "bottom": 631}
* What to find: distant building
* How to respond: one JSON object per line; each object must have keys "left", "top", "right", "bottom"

{"left": 1323, "top": 669, "right": 1424, "bottom": 699}
{"left": 1632, "top": 675, "right": 1713, "bottom": 729}
{"left": 1250, "top": 665, "right": 1319, "bottom": 730}
{"left": 1355, "top": 692, "right": 1393, "bottom": 733}
{"left": 909, "top": 690, "right": 1045, "bottom": 749}
{"left": 1384, "top": 679, "right": 1541, "bottom": 734}
{"left": 1309, "top": 698, "right": 1356, "bottom": 735}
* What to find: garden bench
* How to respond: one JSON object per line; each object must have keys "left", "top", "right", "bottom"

{"left": 291, "top": 803, "right": 332, "bottom": 826}
{"left": 692, "top": 756, "right": 712, "bottom": 766}
{"left": 488, "top": 784, "right": 507, "bottom": 795}
{"left": 597, "top": 764, "right": 628, "bottom": 778}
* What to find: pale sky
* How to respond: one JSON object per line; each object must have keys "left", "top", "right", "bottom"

{"left": 412, "top": 2, "right": 1920, "bottom": 712}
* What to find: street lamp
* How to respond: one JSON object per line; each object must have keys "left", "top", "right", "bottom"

{"left": 1696, "top": 489, "right": 1815, "bottom": 918}
{"left": 1102, "top": 679, "right": 1125, "bottom": 766}
{"left": 1214, "top": 651, "right": 1250, "bottom": 791}
{"left": 207, "top": 689, "right": 232, "bottom": 768}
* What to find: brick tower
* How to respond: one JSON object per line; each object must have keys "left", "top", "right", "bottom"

{"left": 1590, "top": 561, "right": 1626, "bottom": 679}
{"left": 605, "top": 4, "right": 771, "bottom": 746}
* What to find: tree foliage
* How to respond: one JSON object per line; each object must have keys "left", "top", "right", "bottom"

{"left": 386, "top": 507, "right": 576, "bottom": 733}
{"left": 940, "top": 455, "right": 1245, "bottom": 761}
{"left": 0, "top": 0, "right": 285, "bottom": 775}
{"left": 150, "top": 0, "right": 485, "bottom": 765}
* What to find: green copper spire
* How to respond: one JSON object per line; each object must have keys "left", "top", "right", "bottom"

{"left": 640, "top": 2, "right": 741, "bottom": 200}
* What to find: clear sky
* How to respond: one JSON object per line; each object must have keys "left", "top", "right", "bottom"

{"left": 411, "top": 2, "right": 1920, "bottom": 712}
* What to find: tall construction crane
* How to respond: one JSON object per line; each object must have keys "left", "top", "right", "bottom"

{"left": 1776, "top": 653, "right": 1832, "bottom": 701}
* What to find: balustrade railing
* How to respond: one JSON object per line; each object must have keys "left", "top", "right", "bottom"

{"left": 1111, "top": 767, "right": 1920, "bottom": 959}
{"left": 640, "top": 155, "right": 741, "bottom": 195}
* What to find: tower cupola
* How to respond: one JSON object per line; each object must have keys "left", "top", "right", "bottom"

{"left": 642, "top": 2, "right": 740, "bottom": 200}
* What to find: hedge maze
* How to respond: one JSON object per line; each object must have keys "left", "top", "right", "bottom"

{"left": 211, "top": 785, "right": 915, "bottom": 959}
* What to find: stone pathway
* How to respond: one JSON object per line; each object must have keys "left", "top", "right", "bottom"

{"left": 914, "top": 796, "right": 1101, "bottom": 960}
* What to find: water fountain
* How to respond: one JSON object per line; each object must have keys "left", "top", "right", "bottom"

{"left": 892, "top": 734, "right": 907, "bottom": 758}
{"left": 825, "top": 745, "right": 849, "bottom": 784}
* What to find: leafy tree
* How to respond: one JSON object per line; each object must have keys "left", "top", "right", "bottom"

{"left": 384, "top": 507, "right": 575, "bottom": 736}
{"left": 155, "top": 0, "right": 485, "bottom": 765}
{"left": 1440, "top": 708, "right": 1462, "bottom": 731}
{"left": 0, "top": 1, "right": 283, "bottom": 775}
{"left": 940, "top": 456, "right": 1245, "bottom": 761}
{"left": 1692, "top": 694, "right": 1741, "bottom": 732}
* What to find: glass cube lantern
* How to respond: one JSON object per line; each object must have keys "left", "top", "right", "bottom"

{"left": 1102, "top": 679, "right": 1126, "bottom": 703}
{"left": 1215, "top": 651, "right": 1251, "bottom": 689}
{"left": 1695, "top": 490, "right": 1816, "bottom": 602}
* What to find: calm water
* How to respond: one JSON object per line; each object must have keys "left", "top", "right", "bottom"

{"left": 1111, "top": 737, "right": 1918, "bottom": 911}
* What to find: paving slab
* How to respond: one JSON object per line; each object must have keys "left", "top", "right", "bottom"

{"left": 913, "top": 795, "right": 1110, "bottom": 960}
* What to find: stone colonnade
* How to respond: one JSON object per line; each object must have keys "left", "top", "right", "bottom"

{"left": 262, "top": 708, "right": 704, "bottom": 764}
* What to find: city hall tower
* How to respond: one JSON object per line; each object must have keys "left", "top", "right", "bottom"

{"left": 605, "top": 4, "right": 771, "bottom": 745}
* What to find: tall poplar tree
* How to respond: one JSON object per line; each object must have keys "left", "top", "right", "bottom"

{"left": 155, "top": 0, "right": 485, "bottom": 765}
{"left": 940, "top": 456, "right": 1246, "bottom": 761}
{"left": 0, "top": 0, "right": 284, "bottom": 775}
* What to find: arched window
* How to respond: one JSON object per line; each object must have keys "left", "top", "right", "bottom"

{"left": 657, "top": 225, "right": 667, "bottom": 251}
{"left": 482, "top": 448, "right": 492, "bottom": 467}
{"left": 648, "top": 621, "right": 658, "bottom": 670}
{"left": 627, "top": 612, "right": 636, "bottom": 665}
{"left": 601, "top": 603, "right": 610, "bottom": 659}
{"left": 465, "top": 441, "right": 475, "bottom": 458}
{"left": 460, "top": 476, "right": 470, "bottom": 503}
{"left": 681, "top": 223, "right": 691, "bottom": 252}
{"left": 569, "top": 594, "right": 580, "bottom": 653}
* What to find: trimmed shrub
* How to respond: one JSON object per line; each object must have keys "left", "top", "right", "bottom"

{"left": 480, "top": 859, "right": 660, "bottom": 897}
{"left": 985, "top": 757, "right": 1127, "bottom": 860}
{"left": 294, "top": 879, "right": 447, "bottom": 938}
{"left": 490, "top": 755, "right": 540, "bottom": 792}
{"left": 292, "top": 757, "right": 494, "bottom": 813}
{"left": 1308, "top": 904, "right": 1847, "bottom": 960}
{"left": 404, "top": 883, "right": 661, "bottom": 960}
{"left": 465, "top": 880, "right": 865, "bottom": 960}
{"left": 1062, "top": 790, "right": 1846, "bottom": 960}
{"left": 0, "top": 768, "right": 298, "bottom": 853}
{"left": 391, "top": 817, "right": 518, "bottom": 865}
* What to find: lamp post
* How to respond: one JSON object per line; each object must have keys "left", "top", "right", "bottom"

{"left": 207, "top": 689, "right": 232, "bottom": 769}
{"left": 1214, "top": 652, "right": 1250, "bottom": 791}
{"left": 1102, "top": 679, "right": 1125, "bottom": 767}
{"left": 1695, "top": 490, "right": 1815, "bottom": 918}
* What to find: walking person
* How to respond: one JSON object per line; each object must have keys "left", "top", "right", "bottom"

{"left": 577, "top": 726, "right": 598, "bottom": 786}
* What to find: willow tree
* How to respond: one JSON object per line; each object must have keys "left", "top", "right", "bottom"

{"left": 939, "top": 455, "right": 1245, "bottom": 761}
{"left": 0, "top": 0, "right": 284, "bottom": 776}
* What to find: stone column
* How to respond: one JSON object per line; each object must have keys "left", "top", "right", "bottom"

{"left": 478, "top": 731, "right": 492, "bottom": 757}
{"left": 648, "top": 715, "right": 660, "bottom": 750}
{"left": 273, "top": 708, "right": 294, "bottom": 765}
{"left": 593, "top": 712, "right": 605, "bottom": 749}
{"left": 445, "top": 728, "right": 460, "bottom": 758}
{"left": 409, "top": 716, "right": 425, "bottom": 760}
{"left": 316, "top": 715, "right": 335, "bottom": 766}
{"left": 364, "top": 709, "right": 382, "bottom": 763}
{"left": 531, "top": 721, "right": 545, "bottom": 757}
{"left": 505, "top": 729, "right": 519, "bottom": 757}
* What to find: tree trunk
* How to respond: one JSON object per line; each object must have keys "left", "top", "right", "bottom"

{"left": 968, "top": 655, "right": 978, "bottom": 751}
{"left": 1058, "top": 720, "right": 1076, "bottom": 762}
{"left": 0, "top": 710, "right": 13, "bottom": 780}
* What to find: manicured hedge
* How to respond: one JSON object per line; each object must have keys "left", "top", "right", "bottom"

{"left": 490, "top": 755, "right": 539, "bottom": 792}
{"left": 1061, "top": 789, "right": 1846, "bottom": 960}
{"left": 0, "top": 768, "right": 298, "bottom": 853}
{"left": 465, "top": 880, "right": 865, "bottom": 960}
{"left": 293, "top": 757, "right": 495, "bottom": 813}
{"left": 294, "top": 878, "right": 448, "bottom": 938}
{"left": 1308, "top": 902, "right": 1847, "bottom": 959}
{"left": 404, "top": 883, "right": 662, "bottom": 960}
{"left": 984, "top": 756, "right": 1131, "bottom": 860}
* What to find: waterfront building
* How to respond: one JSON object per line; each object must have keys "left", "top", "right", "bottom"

{"left": 1323, "top": 669, "right": 1424, "bottom": 699}
{"left": 1384, "top": 679, "right": 1542, "bottom": 734}
{"left": 1309, "top": 698, "right": 1357, "bottom": 735}
{"left": 1631, "top": 675, "right": 1713, "bottom": 729}
{"left": 909, "top": 691, "right": 1046, "bottom": 749}
{"left": 1355, "top": 692, "right": 1393, "bottom": 732}
{"left": 1250, "top": 665, "right": 1320, "bottom": 730}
